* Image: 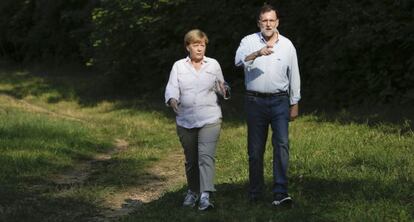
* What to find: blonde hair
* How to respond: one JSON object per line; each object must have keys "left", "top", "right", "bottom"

{"left": 184, "top": 29, "right": 209, "bottom": 46}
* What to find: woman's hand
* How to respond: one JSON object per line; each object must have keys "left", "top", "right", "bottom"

{"left": 215, "top": 81, "right": 231, "bottom": 100}
{"left": 169, "top": 98, "right": 179, "bottom": 114}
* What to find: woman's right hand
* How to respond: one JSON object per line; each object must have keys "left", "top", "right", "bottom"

{"left": 169, "top": 98, "right": 179, "bottom": 114}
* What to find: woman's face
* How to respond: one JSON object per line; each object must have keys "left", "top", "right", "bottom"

{"left": 186, "top": 40, "right": 206, "bottom": 62}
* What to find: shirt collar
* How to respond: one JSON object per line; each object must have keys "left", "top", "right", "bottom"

{"left": 185, "top": 56, "right": 208, "bottom": 64}
{"left": 258, "top": 31, "right": 280, "bottom": 43}
{"left": 258, "top": 32, "right": 266, "bottom": 43}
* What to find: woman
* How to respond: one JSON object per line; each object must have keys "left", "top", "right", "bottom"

{"left": 164, "top": 29, "right": 229, "bottom": 211}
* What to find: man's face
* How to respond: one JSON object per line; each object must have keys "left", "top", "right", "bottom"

{"left": 186, "top": 40, "right": 206, "bottom": 61}
{"left": 258, "top": 10, "right": 279, "bottom": 38}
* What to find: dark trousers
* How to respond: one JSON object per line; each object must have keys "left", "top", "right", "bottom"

{"left": 245, "top": 94, "right": 290, "bottom": 196}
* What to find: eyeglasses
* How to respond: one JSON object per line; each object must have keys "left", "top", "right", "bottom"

{"left": 259, "top": 19, "right": 277, "bottom": 24}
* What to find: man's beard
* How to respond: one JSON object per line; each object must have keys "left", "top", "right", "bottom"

{"left": 262, "top": 28, "right": 277, "bottom": 37}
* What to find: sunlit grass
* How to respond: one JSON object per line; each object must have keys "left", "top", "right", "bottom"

{"left": 0, "top": 68, "right": 182, "bottom": 221}
{"left": 0, "top": 66, "right": 413, "bottom": 221}
{"left": 0, "top": 107, "right": 110, "bottom": 184}
{"left": 124, "top": 115, "right": 414, "bottom": 222}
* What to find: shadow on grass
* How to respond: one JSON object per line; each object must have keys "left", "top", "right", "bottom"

{"left": 123, "top": 175, "right": 413, "bottom": 222}
{"left": 0, "top": 185, "right": 105, "bottom": 222}
{"left": 0, "top": 62, "right": 109, "bottom": 104}
{"left": 86, "top": 156, "right": 161, "bottom": 187}
{"left": 0, "top": 106, "right": 166, "bottom": 220}
{"left": 1, "top": 61, "right": 413, "bottom": 221}
{"left": 1, "top": 61, "right": 413, "bottom": 131}
{"left": 0, "top": 146, "right": 168, "bottom": 221}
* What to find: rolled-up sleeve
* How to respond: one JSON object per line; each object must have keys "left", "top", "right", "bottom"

{"left": 235, "top": 37, "right": 254, "bottom": 68}
{"left": 164, "top": 63, "right": 180, "bottom": 105}
{"left": 289, "top": 46, "right": 301, "bottom": 105}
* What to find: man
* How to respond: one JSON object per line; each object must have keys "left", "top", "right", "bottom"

{"left": 235, "top": 4, "right": 300, "bottom": 207}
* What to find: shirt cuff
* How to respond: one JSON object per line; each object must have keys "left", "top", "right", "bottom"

{"left": 242, "top": 59, "right": 254, "bottom": 70}
{"left": 290, "top": 97, "right": 300, "bottom": 105}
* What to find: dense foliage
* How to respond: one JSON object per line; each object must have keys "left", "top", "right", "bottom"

{"left": 1, "top": 0, "right": 413, "bottom": 107}
{"left": 282, "top": 0, "right": 414, "bottom": 106}
{"left": 0, "top": 0, "right": 97, "bottom": 62}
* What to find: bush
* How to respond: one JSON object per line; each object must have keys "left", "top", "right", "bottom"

{"left": 0, "top": 0, "right": 96, "bottom": 62}
{"left": 1, "top": 0, "right": 413, "bottom": 106}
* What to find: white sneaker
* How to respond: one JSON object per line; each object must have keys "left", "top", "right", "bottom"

{"left": 198, "top": 195, "right": 214, "bottom": 211}
{"left": 272, "top": 193, "right": 293, "bottom": 208}
{"left": 183, "top": 190, "right": 198, "bottom": 207}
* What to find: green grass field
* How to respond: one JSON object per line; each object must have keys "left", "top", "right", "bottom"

{"left": 0, "top": 64, "right": 413, "bottom": 221}
{"left": 125, "top": 115, "right": 413, "bottom": 222}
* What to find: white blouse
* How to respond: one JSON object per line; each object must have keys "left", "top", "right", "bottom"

{"left": 165, "top": 56, "right": 225, "bottom": 128}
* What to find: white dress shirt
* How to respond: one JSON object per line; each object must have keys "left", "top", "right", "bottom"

{"left": 165, "top": 56, "right": 224, "bottom": 128}
{"left": 235, "top": 32, "right": 301, "bottom": 105}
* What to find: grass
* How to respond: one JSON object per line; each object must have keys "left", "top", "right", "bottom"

{"left": 0, "top": 63, "right": 413, "bottom": 221}
{"left": 0, "top": 107, "right": 107, "bottom": 182}
{"left": 0, "top": 64, "right": 181, "bottom": 221}
{"left": 0, "top": 102, "right": 113, "bottom": 221}
{"left": 123, "top": 115, "right": 414, "bottom": 222}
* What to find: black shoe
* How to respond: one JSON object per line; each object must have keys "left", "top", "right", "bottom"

{"left": 272, "top": 193, "right": 293, "bottom": 208}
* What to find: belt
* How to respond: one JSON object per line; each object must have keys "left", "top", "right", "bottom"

{"left": 245, "top": 90, "right": 288, "bottom": 97}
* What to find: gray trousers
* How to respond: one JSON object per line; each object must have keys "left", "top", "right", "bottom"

{"left": 176, "top": 121, "right": 221, "bottom": 193}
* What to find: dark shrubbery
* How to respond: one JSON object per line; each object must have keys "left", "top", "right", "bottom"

{"left": 282, "top": 0, "right": 414, "bottom": 107}
{"left": 0, "top": 0, "right": 96, "bottom": 62}
{"left": 1, "top": 0, "right": 413, "bottom": 106}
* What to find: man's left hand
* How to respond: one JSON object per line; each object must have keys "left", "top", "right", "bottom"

{"left": 290, "top": 103, "right": 299, "bottom": 121}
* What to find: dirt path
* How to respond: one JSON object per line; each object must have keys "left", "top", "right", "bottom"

{"left": 50, "top": 139, "right": 129, "bottom": 186}
{"left": 3, "top": 96, "right": 186, "bottom": 221}
{"left": 51, "top": 138, "right": 185, "bottom": 222}
{"left": 97, "top": 151, "right": 185, "bottom": 221}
